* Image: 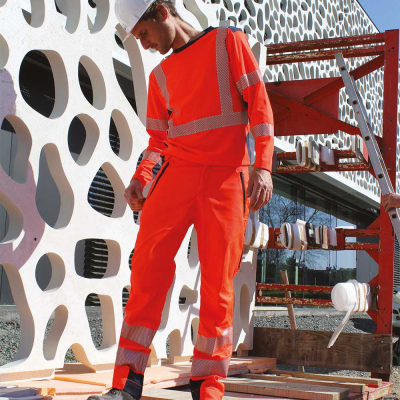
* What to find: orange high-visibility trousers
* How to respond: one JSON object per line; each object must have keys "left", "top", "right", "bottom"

{"left": 113, "top": 156, "right": 250, "bottom": 400}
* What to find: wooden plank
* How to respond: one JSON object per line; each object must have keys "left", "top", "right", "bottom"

{"left": 222, "top": 377, "right": 349, "bottom": 400}
{"left": 142, "top": 388, "right": 279, "bottom": 399}
{"left": 252, "top": 328, "right": 391, "bottom": 374}
{"left": 239, "top": 373, "right": 365, "bottom": 393}
{"left": 267, "top": 369, "right": 382, "bottom": 387}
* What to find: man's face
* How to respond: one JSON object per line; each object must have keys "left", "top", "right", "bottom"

{"left": 131, "top": 12, "right": 174, "bottom": 55}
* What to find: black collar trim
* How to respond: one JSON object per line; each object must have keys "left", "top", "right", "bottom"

{"left": 173, "top": 26, "right": 215, "bottom": 53}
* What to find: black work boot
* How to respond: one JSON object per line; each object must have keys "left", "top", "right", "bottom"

{"left": 87, "top": 388, "right": 139, "bottom": 400}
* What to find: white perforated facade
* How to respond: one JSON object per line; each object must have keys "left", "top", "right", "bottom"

{"left": 0, "top": 0, "right": 398, "bottom": 382}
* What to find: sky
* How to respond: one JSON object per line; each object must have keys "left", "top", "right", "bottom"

{"left": 357, "top": 0, "right": 400, "bottom": 48}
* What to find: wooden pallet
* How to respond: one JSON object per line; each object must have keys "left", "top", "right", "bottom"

{"left": 141, "top": 371, "right": 393, "bottom": 400}
{"left": 1, "top": 361, "right": 393, "bottom": 400}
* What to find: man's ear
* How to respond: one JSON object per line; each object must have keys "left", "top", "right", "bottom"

{"left": 156, "top": 4, "right": 168, "bottom": 21}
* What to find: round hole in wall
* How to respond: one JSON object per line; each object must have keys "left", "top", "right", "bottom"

{"left": 0, "top": 194, "right": 23, "bottom": 244}
{"left": 79, "top": 56, "right": 106, "bottom": 110}
{"left": 0, "top": 34, "right": 9, "bottom": 68}
{"left": 264, "top": 2, "right": 270, "bottom": 19}
{"left": 87, "top": 163, "right": 126, "bottom": 218}
{"left": 257, "top": 8, "right": 263, "bottom": 30}
{"left": 179, "top": 285, "right": 198, "bottom": 312}
{"left": 36, "top": 144, "right": 74, "bottom": 229}
{"left": 122, "top": 286, "right": 130, "bottom": 312}
{"left": 55, "top": 0, "right": 80, "bottom": 33}
{"left": 1, "top": 116, "right": 32, "bottom": 184}
{"left": 110, "top": 110, "right": 133, "bottom": 161}
{"left": 187, "top": 228, "right": 199, "bottom": 269}
{"left": 244, "top": 0, "right": 255, "bottom": 16}
{"left": 19, "top": 50, "right": 68, "bottom": 119}
{"left": 36, "top": 253, "right": 65, "bottom": 292}
{"left": 191, "top": 317, "right": 199, "bottom": 346}
{"left": 43, "top": 305, "right": 68, "bottom": 361}
{"left": 22, "top": 0, "right": 45, "bottom": 28}
{"left": 19, "top": 51, "right": 55, "bottom": 118}
{"left": 68, "top": 114, "right": 99, "bottom": 166}
{"left": 88, "top": 0, "right": 109, "bottom": 33}
{"left": 115, "top": 31, "right": 125, "bottom": 49}
{"left": 167, "top": 329, "right": 182, "bottom": 363}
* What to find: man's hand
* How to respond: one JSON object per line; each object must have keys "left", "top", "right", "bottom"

{"left": 125, "top": 179, "right": 145, "bottom": 212}
{"left": 247, "top": 168, "right": 273, "bottom": 211}
{"left": 382, "top": 193, "right": 400, "bottom": 212}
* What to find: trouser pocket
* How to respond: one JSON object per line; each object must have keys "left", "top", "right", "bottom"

{"left": 239, "top": 171, "right": 246, "bottom": 216}
{"left": 146, "top": 161, "right": 170, "bottom": 200}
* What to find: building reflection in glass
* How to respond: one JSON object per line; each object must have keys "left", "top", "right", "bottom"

{"left": 256, "top": 175, "right": 376, "bottom": 293}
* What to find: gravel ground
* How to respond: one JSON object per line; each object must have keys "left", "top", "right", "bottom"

{"left": 0, "top": 310, "right": 398, "bottom": 398}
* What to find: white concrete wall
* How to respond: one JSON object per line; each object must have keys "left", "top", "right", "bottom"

{"left": 0, "top": 0, "right": 397, "bottom": 382}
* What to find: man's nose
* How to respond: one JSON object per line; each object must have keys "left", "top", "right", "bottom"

{"left": 140, "top": 38, "right": 151, "bottom": 50}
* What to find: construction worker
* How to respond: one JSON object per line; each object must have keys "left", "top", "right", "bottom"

{"left": 382, "top": 193, "right": 400, "bottom": 212}
{"left": 88, "top": 0, "right": 274, "bottom": 399}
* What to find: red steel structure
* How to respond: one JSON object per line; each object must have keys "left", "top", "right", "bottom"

{"left": 256, "top": 30, "right": 399, "bottom": 379}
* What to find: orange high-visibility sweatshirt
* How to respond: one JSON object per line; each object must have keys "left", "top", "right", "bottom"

{"left": 133, "top": 26, "right": 274, "bottom": 187}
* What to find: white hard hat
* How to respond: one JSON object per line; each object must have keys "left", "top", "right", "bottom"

{"left": 115, "top": 0, "right": 158, "bottom": 42}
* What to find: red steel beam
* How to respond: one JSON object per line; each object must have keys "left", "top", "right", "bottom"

{"left": 257, "top": 283, "right": 332, "bottom": 294}
{"left": 267, "top": 46, "right": 385, "bottom": 65}
{"left": 342, "top": 229, "right": 380, "bottom": 237}
{"left": 275, "top": 162, "right": 372, "bottom": 174}
{"left": 256, "top": 297, "right": 333, "bottom": 307}
{"left": 268, "top": 90, "right": 361, "bottom": 136}
{"left": 344, "top": 243, "right": 379, "bottom": 251}
{"left": 276, "top": 150, "right": 357, "bottom": 161}
{"left": 268, "top": 228, "right": 380, "bottom": 251}
{"left": 266, "top": 33, "right": 386, "bottom": 54}
{"left": 304, "top": 55, "right": 385, "bottom": 105}
{"left": 370, "top": 31, "right": 399, "bottom": 382}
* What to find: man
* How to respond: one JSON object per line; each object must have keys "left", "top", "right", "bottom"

{"left": 89, "top": 0, "right": 274, "bottom": 398}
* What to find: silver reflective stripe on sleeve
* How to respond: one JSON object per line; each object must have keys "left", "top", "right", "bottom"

{"left": 251, "top": 123, "right": 274, "bottom": 138}
{"left": 236, "top": 70, "right": 263, "bottom": 95}
{"left": 191, "top": 357, "right": 231, "bottom": 378}
{"left": 146, "top": 117, "right": 168, "bottom": 131}
{"left": 120, "top": 322, "right": 157, "bottom": 348}
{"left": 194, "top": 327, "right": 233, "bottom": 355}
{"left": 115, "top": 347, "right": 149, "bottom": 373}
{"left": 142, "top": 150, "right": 161, "bottom": 163}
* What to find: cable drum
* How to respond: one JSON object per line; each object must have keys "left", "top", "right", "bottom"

{"left": 280, "top": 222, "right": 302, "bottom": 251}
{"left": 328, "top": 280, "right": 372, "bottom": 348}
{"left": 244, "top": 219, "right": 269, "bottom": 249}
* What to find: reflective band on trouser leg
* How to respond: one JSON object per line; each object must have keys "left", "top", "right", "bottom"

{"left": 191, "top": 358, "right": 231, "bottom": 378}
{"left": 120, "top": 322, "right": 157, "bottom": 349}
{"left": 113, "top": 342, "right": 150, "bottom": 398}
{"left": 113, "top": 324, "right": 157, "bottom": 398}
{"left": 195, "top": 327, "right": 233, "bottom": 356}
